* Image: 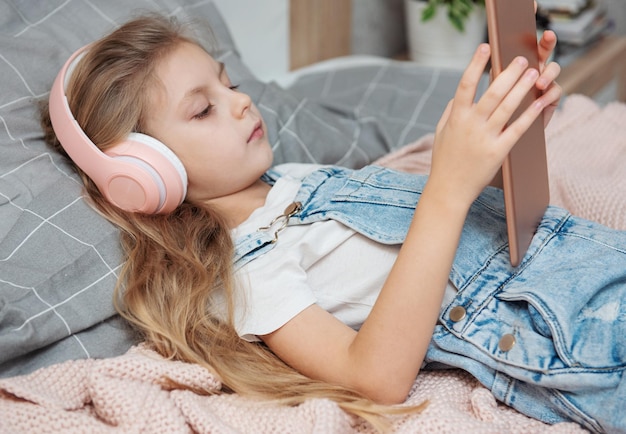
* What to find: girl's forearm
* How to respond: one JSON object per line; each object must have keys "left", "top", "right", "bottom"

{"left": 346, "top": 183, "right": 471, "bottom": 403}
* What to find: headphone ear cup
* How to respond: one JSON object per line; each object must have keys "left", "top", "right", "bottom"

{"left": 103, "top": 133, "right": 187, "bottom": 214}
{"left": 48, "top": 45, "right": 186, "bottom": 214}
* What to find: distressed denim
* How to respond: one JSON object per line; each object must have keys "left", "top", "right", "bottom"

{"left": 234, "top": 165, "right": 626, "bottom": 433}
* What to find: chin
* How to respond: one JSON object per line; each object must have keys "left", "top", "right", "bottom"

{"left": 261, "top": 145, "right": 274, "bottom": 169}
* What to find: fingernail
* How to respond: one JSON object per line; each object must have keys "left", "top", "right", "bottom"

{"left": 526, "top": 69, "right": 539, "bottom": 80}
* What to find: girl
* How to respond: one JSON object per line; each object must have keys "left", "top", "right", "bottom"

{"left": 41, "top": 11, "right": 625, "bottom": 434}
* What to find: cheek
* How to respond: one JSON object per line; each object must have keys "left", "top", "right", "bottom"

{"left": 172, "top": 135, "right": 220, "bottom": 172}
{"left": 183, "top": 166, "right": 221, "bottom": 201}
{"left": 184, "top": 148, "right": 233, "bottom": 186}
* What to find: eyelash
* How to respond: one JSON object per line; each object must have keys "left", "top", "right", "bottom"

{"left": 193, "top": 84, "right": 240, "bottom": 120}
{"left": 194, "top": 105, "right": 213, "bottom": 120}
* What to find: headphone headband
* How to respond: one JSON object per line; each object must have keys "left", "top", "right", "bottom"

{"left": 48, "top": 45, "right": 187, "bottom": 214}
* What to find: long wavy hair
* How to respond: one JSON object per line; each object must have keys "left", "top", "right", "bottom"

{"left": 40, "top": 14, "right": 424, "bottom": 430}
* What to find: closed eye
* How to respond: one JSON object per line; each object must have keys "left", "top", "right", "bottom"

{"left": 192, "top": 85, "right": 238, "bottom": 120}
{"left": 194, "top": 104, "right": 213, "bottom": 120}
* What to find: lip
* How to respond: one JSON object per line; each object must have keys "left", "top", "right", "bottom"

{"left": 247, "top": 120, "right": 263, "bottom": 143}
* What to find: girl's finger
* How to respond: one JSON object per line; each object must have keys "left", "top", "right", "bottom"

{"left": 475, "top": 56, "right": 530, "bottom": 120}
{"left": 536, "top": 61, "right": 561, "bottom": 91}
{"left": 540, "top": 80, "right": 563, "bottom": 107}
{"left": 537, "top": 30, "right": 558, "bottom": 67}
{"left": 452, "top": 44, "right": 491, "bottom": 108}
{"left": 487, "top": 66, "right": 539, "bottom": 132}
{"left": 499, "top": 88, "right": 546, "bottom": 148}
{"left": 538, "top": 81, "right": 563, "bottom": 126}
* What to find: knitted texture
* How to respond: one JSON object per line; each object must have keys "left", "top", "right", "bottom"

{"left": 544, "top": 95, "right": 626, "bottom": 229}
{"left": 0, "top": 345, "right": 585, "bottom": 433}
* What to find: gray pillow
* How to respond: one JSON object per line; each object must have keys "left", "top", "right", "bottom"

{"left": 0, "top": 0, "right": 255, "bottom": 378}
{"left": 0, "top": 0, "right": 465, "bottom": 377}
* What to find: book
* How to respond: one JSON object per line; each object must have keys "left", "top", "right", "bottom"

{"left": 537, "top": 0, "right": 589, "bottom": 17}
{"left": 543, "top": 0, "right": 611, "bottom": 45}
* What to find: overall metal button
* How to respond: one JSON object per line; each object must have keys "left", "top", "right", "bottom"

{"left": 499, "top": 334, "right": 516, "bottom": 352}
{"left": 283, "top": 201, "right": 301, "bottom": 216}
{"left": 449, "top": 306, "right": 467, "bottom": 322}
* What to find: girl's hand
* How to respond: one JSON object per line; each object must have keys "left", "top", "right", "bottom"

{"left": 428, "top": 43, "right": 556, "bottom": 206}
{"left": 536, "top": 29, "right": 562, "bottom": 126}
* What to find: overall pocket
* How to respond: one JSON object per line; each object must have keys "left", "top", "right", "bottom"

{"left": 496, "top": 218, "right": 626, "bottom": 372}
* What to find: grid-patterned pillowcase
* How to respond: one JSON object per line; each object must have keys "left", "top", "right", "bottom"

{"left": 0, "top": 0, "right": 258, "bottom": 378}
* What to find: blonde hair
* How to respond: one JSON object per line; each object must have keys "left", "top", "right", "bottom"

{"left": 40, "top": 14, "right": 424, "bottom": 431}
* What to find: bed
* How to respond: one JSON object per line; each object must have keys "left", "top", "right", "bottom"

{"left": 0, "top": 0, "right": 624, "bottom": 432}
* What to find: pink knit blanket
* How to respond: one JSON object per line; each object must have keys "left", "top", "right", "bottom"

{"left": 1, "top": 95, "right": 623, "bottom": 433}
{"left": 0, "top": 345, "right": 585, "bottom": 433}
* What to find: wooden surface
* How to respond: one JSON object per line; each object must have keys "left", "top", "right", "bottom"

{"left": 289, "top": 0, "right": 352, "bottom": 70}
{"left": 558, "top": 35, "right": 626, "bottom": 102}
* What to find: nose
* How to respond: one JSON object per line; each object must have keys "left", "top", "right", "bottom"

{"left": 231, "top": 88, "right": 252, "bottom": 118}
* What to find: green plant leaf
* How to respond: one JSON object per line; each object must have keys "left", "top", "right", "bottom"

{"left": 421, "top": 4, "right": 437, "bottom": 22}
{"left": 448, "top": 11, "right": 465, "bottom": 32}
{"left": 418, "top": 0, "right": 483, "bottom": 31}
{"left": 458, "top": 0, "right": 473, "bottom": 10}
{"left": 452, "top": 0, "right": 472, "bottom": 16}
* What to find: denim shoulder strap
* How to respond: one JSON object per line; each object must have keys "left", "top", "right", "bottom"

{"left": 233, "top": 165, "right": 426, "bottom": 270}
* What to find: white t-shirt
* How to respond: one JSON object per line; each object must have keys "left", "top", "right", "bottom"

{"left": 230, "top": 164, "right": 456, "bottom": 341}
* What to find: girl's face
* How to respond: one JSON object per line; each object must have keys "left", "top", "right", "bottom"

{"left": 143, "top": 42, "right": 273, "bottom": 204}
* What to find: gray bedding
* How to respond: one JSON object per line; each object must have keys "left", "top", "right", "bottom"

{"left": 0, "top": 0, "right": 474, "bottom": 377}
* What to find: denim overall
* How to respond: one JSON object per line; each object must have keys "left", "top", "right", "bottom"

{"left": 233, "top": 165, "right": 626, "bottom": 433}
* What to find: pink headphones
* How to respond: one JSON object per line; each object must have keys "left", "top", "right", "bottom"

{"left": 48, "top": 45, "right": 188, "bottom": 214}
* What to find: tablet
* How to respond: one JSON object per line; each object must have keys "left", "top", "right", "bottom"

{"left": 485, "top": 0, "right": 550, "bottom": 266}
